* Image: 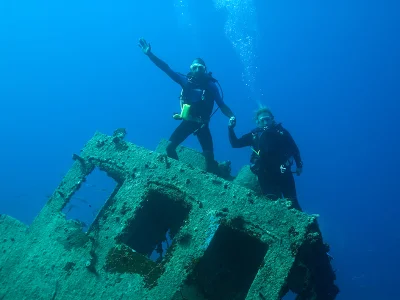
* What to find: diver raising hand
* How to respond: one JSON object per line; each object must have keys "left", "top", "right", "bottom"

{"left": 137, "top": 37, "right": 236, "bottom": 177}
{"left": 138, "top": 38, "right": 151, "bottom": 55}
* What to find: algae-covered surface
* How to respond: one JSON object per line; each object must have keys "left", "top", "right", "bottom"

{"left": 0, "top": 130, "right": 338, "bottom": 300}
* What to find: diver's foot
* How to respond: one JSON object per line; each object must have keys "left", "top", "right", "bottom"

{"left": 218, "top": 160, "right": 232, "bottom": 177}
{"left": 206, "top": 160, "right": 232, "bottom": 179}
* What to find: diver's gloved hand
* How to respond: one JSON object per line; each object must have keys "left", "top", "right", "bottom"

{"left": 228, "top": 116, "right": 236, "bottom": 128}
{"left": 138, "top": 37, "right": 151, "bottom": 55}
{"left": 172, "top": 113, "right": 182, "bottom": 120}
{"left": 296, "top": 167, "right": 303, "bottom": 176}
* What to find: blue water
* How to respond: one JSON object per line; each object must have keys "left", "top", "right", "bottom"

{"left": 1, "top": 0, "right": 399, "bottom": 299}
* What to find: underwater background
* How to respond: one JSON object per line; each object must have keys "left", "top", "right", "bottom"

{"left": 0, "top": 0, "right": 399, "bottom": 299}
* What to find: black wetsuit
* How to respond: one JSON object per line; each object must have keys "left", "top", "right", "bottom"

{"left": 148, "top": 52, "right": 225, "bottom": 171}
{"left": 229, "top": 123, "right": 303, "bottom": 210}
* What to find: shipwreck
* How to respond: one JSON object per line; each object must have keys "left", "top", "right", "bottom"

{"left": 0, "top": 129, "right": 339, "bottom": 299}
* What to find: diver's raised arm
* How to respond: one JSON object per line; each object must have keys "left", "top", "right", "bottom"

{"left": 138, "top": 37, "right": 185, "bottom": 86}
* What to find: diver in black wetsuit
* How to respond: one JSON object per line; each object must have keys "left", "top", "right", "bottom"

{"left": 228, "top": 106, "right": 303, "bottom": 210}
{"left": 138, "top": 38, "right": 236, "bottom": 174}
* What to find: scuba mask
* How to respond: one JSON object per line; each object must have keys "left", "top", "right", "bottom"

{"left": 258, "top": 115, "right": 274, "bottom": 127}
{"left": 190, "top": 63, "right": 206, "bottom": 74}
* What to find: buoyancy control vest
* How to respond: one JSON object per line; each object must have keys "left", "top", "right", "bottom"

{"left": 176, "top": 72, "right": 223, "bottom": 123}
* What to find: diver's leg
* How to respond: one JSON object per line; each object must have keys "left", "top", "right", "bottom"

{"left": 281, "top": 172, "right": 302, "bottom": 211}
{"left": 196, "top": 124, "right": 219, "bottom": 173}
{"left": 167, "top": 121, "right": 197, "bottom": 160}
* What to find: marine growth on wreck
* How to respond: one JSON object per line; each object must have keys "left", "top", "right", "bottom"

{"left": 0, "top": 129, "right": 339, "bottom": 300}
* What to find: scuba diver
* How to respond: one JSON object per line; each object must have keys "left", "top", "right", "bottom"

{"left": 138, "top": 38, "right": 236, "bottom": 175}
{"left": 228, "top": 106, "right": 303, "bottom": 210}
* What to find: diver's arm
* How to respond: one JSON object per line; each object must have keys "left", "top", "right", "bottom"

{"left": 285, "top": 129, "right": 303, "bottom": 168}
{"left": 228, "top": 128, "right": 253, "bottom": 148}
{"left": 147, "top": 52, "right": 186, "bottom": 86}
{"left": 211, "top": 82, "right": 235, "bottom": 118}
{"left": 220, "top": 104, "right": 235, "bottom": 118}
